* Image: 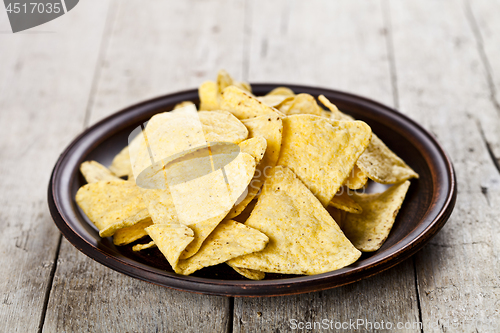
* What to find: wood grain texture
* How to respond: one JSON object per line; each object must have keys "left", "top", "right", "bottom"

{"left": 0, "top": 1, "right": 110, "bottom": 332}
{"left": 466, "top": 0, "right": 500, "bottom": 167}
{"left": 234, "top": 1, "right": 421, "bottom": 332}
{"left": 388, "top": 0, "right": 500, "bottom": 331}
{"left": 43, "top": 240, "right": 230, "bottom": 333}
{"left": 44, "top": 0, "right": 247, "bottom": 331}
{"left": 88, "top": 0, "right": 247, "bottom": 125}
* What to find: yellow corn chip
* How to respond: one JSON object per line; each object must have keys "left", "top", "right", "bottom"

{"left": 199, "top": 81, "right": 219, "bottom": 111}
{"left": 238, "top": 136, "right": 267, "bottom": 163}
{"left": 113, "top": 218, "right": 153, "bottom": 246}
{"left": 221, "top": 86, "right": 284, "bottom": 120}
{"left": 257, "top": 95, "right": 293, "bottom": 108}
{"left": 75, "top": 180, "right": 148, "bottom": 237}
{"left": 228, "top": 265, "right": 265, "bottom": 280}
{"left": 228, "top": 166, "right": 361, "bottom": 275}
{"left": 174, "top": 101, "right": 195, "bottom": 110}
{"left": 343, "top": 164, "right": 368, "bottom": 190}
{"left": 326, "top": 206, "right": 343, "bottom": 229}
{"left": 198, "top": 110, "right": 248, "bottom": 144}
{"left": 278, "top": 93, "right": 322, "bottom": 116}
{"left": 109, "top": 147, "right": 133, "bottom": 179}
{"left": 132, "top": 241, "right": 156, "bottom": 252}
{"left": 319, "top": 95, "right": 418, "bottom": 184}
{"left": 266, "top": 87, "right": 295, "bottom": 97}
{"left": 175, "top": 220, "right": 269, "bottom": 275}
{"left": 277, "top": 115, "right": 372, "bottom": 206}
{"left": 356, "top": 135, "right": 419, "bottom": 184}
{"left": 226, "top": 114, "right": 283, "bottom": 219}
{"left": 342, "top": 181, "right": 411, "bottom": 252}
{"left": 329, "top": 188, "right": 363, "bottom": 214}
{"left": 80, "top": 161, "right": 122, "bottom": 184}
{"left": 217, "top": 69, "right": 252, "bottom": 94}
{"left": 146, "top": 224, "right": 195, "bottom": 269}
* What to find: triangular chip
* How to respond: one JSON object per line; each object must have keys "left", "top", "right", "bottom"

{"left": 221, "top": 86, "right": 284, "bottom": 120}
{"left": 343, "top": 164, "right": 368, "bottom": 190}
{"left": 199, "top": 81, "right": 219, "bottom": 111}
{"left": 238, "top": 136, "right": 267, "bottom": 163}
{"left": 277, "top": 115, "right": 372, "bottom": 206}
{"left": 113, "top": 218, "right": 153, "bottom": 246}
{"left": 175, "top": 220, "right": 269, "bottom": 275}
{"left": 265, "top": 87, "right": 295, "bottom": 97}
{"left": 356, "top": 135, "right": 419, "bottom": 184}
{"left": 228, "top": 265, "right": 265, "bottom": 280}
{"left": 173, "top": 101, "right": 195, "bottom": 110}
{"left": 277, "top": 93, "right": 322, "bottom": 116}
{"left": 198, "top": 110, "right": 248, "bottom": 144}
{"left": 228, "top": 166, "right": 361, "bottom": 275}
{"left": 80, "top": 161, "right": 122, "bottom": 183}
{"left": 329, "top": 188, "right": 363, "bottom": 214}
{"left": 226, "top": 114, "right": 283, "bottom": 219}
{"left": 342, "top": 181, "right": 411, "bottom": 252}
{"left": 75, "top": 180, "right": 148, "bottom": 237}
{"left": 257, "top": 95, "right": 293, "bottom": 108}
{"left": 132, "top": 241, "right": 156, "bottom": 252}
{"left": 109, "top": 147, "right": 133, "bottom": 179}
{"left": 146, "top": 224, "right": 194, "bottom": 269}
{"left": 319, "top": 95, "right": 418, "bottom": 184}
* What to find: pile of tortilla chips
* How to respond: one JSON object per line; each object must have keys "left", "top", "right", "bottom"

{"left": 76, "top": 70, "right": 418, "bottom": 280}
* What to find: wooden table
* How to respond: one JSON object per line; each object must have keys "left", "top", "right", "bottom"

{"left": 1, "top": 0, "right": 499, "bottom": 331}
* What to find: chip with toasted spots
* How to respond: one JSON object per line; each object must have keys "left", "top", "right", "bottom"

{"left": 278, "top": 93, "right": 322, "bottom": 116}
{"left": 277, "top": 115, "right": 372, "bottom": 206}
{"left": 329, "top": 188, "right": 363, "bottom": 214}
{"left": 113, "top": 218, "right": 153, "bottom": 246}
{"left": 80, "top": 161, "right": 122, "bottom": 184}
{"left": 342, "top": 181, "right": 411, "bottom": 252}
{"left": 221, "top": 86, "right": 284, "bottom": 120}
{"left": 76, "top": 180, "right": 148, "bottom": 237}
{"left": 228, "top": 166, "right": 361, "bottom": 275}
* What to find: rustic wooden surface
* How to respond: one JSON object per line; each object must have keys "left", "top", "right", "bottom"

{"left": 0, "top": 0, "right": 498, "bottom": 332}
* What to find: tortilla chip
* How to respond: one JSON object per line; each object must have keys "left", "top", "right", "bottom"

{"left": 75, "top": 180, "right": 148, "bottom": 237}
{"left": 238, "top": 136, "right": 267, "bottom": 163}
{"left": 132, "top": 241, "right": 156, "bottom": 252}
{"left": 228, "top": 265, "right": 265, "bottom": 280}
{"left": 329, "top": 188, "right": 363, "bottom": 214}
{"left": 326, "top": 206, "right": 343, "bottom": 229}
{"left": 108, "top": 147, "right": 133, "bottom": 179}
{"left": 198, "top": 110, "right": 248, "bottom": 144}
{"left": 319, "top": 95, "right": 418, "bottom": 184}
{"left": 228, "top": 166, "right": 361, "bottom": 275}
{"left": 199, "top": 81, "right": 219, "bottom": 111}
{"left": 80, "top": 161, "right": 122, "bottom": 184}
{"left": 113, "top": 218, "right": 153, "bottom": 246}
{"left": 342, "top": 181, "right": 411, "bottom": 252}
{"left": 257, "top": 95, "right": 293, "bottom": 108}
{"left": 146, "top": 224, "right": 195, "bottom": 269}
{"left": 226, "top": 114, "right": 283, "bottom": 219}
{"left": 175, "top": 220, "right": 269, "bottom": 275}
{"left": 217, "top": 69, "right": 252, "bottom": 94}
{"left": 266, "top": 87, "right": 295, "bottom": 97}
{"left": 174, "top": 101, "right": 195, "bottom": 110}
{"left": 277, "top": 115, "right": 372, "bottom": 206}
{"left": 278, "top": 94, "right": 322, "bottom": 116}
{"left": 221, "top": 86, "right": 284, "bottom": 120}
{"left": 343, "top": 164, "right": 368, "bottom": 190}
{"left": 356, "top": 135, "right": 419, "bottom": 184}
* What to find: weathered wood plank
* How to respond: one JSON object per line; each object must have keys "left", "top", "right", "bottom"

{"left": 0, "top": 1, "right": 110, "bottom": 332}
{"left": 466, "top": 0, "right": 500, "bottom": 166}
{"left": 44, "top": 0, "right": 247, "bottom": 331}
{"left": 234, "top": 1, "right": 420, "bottom": 332}
{"left": 388, "top": 0, "right": 500, "bottom": 331}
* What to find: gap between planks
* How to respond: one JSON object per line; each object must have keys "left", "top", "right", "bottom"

{"left": 36, "top": 1, "right": 117, "bottom": 331}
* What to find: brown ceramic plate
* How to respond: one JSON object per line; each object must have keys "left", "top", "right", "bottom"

{"left": 48, "top": 85, "right": 456, "bottom": 297}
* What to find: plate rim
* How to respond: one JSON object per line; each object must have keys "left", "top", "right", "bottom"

{"left": 48, "top": 84, "right": 457, "bottom": 297}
